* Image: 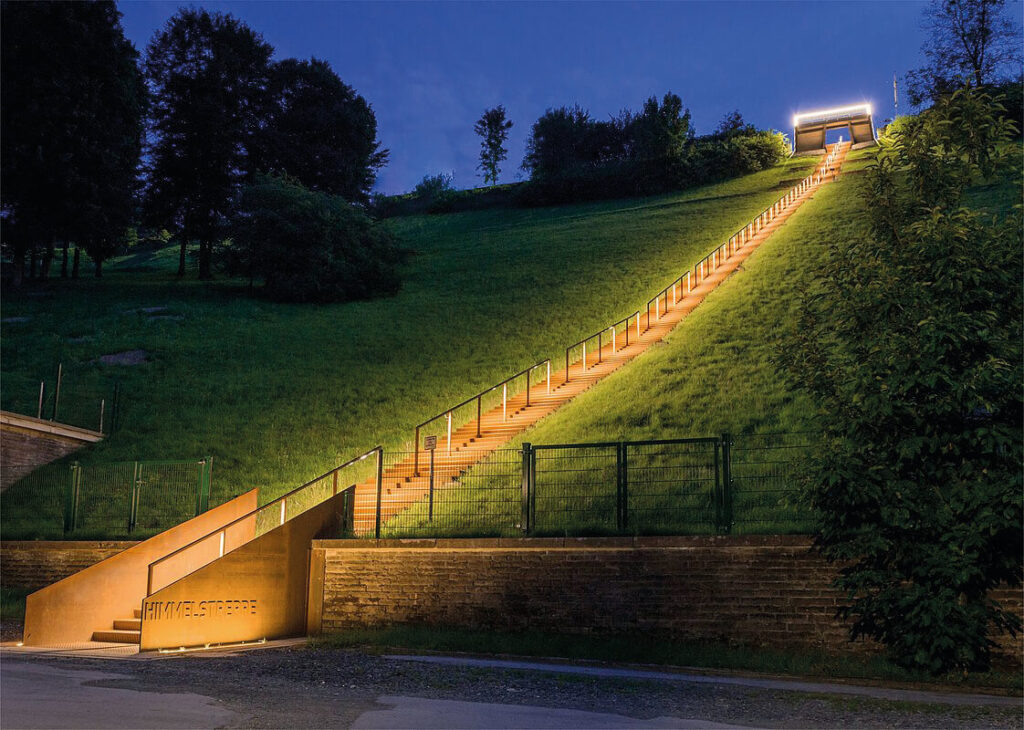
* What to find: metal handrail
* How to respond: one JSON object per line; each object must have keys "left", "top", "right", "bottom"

{"left": 564, "top": 311, "right": 640, "bottom": 383}
{"left": 414, "top": 359, "right": 551, "bottom": 475}
{"left": 644, "top": 272, "right": 691, "bottom": 331}
{"left": 146, "top": 446, "right": 382, "bottom": 595}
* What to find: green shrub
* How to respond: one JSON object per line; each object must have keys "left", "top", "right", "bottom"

{"left": 226, "top": 174, "right": 403, "bottom": 303}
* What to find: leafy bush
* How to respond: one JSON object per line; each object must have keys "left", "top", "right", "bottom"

{"left": 226, "top": 174, "right": 403, "bottom": 303}
{"left": 781, "top": 87, "right": 1022, "bottom": 675}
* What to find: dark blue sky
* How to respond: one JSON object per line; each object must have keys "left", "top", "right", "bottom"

{"left": 119, "top": 1, "right": 928, "bottom": 194}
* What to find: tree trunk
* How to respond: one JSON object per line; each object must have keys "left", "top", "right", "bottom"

{"left": 72, "top": 247, "right": 81, "bottom": 279}
{"left": 29, "top": 247, "right": 37, "bottom": 279}
{"left": 94, "top": 258, "right": 103, "bottom": 278}
{"left": 12, "top": 249, "right": 24, "bottom": 287}
{"left": 61, "top": 240, "right": 69, "bottom": 278}
{"left": 178, "top": 236, "right": 187, "bottom": 277}
{"left": 198, "top": 239, "right": 212, "bottom": 280}
{"left": 40, "top": 238, "right": 55, "bottom": 279}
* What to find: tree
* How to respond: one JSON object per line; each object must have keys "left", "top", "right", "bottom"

{"left": 474, "top": 106, "right": 514, "bottom": 186}
{"left": 144, "top": 8, "right": 272, "bottom": 279}
{"left": 1, "top": 0, "right": 144, "bottom": 284}
{"left": 256, "top": 58, "right": 387, "bottom": 203}
{"left": 521, "top": 105, "right": 596, "bottom": 179}
{"left": 627, "top": 92, "right": 691, "bottom": 162}
{"left": 906, "top": 0, "right": 1022, "bottom": 106}
{"left": 781, "top": 87, "right": 1021, "bottom": 674}
{"left": 226, "top": 174, "right": 402, "bottom": 303}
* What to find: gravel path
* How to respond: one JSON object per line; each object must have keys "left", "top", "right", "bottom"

{"left": 1, "top": 638, "right": 1020, "bottom": 729}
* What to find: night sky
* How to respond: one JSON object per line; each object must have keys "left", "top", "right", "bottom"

{"left": 118, "top": 1, "right": 929, "bottom": 195}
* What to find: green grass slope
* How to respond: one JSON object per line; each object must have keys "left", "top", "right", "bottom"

{"left": 1, "top": 156, "right": 817, "bottom": 535}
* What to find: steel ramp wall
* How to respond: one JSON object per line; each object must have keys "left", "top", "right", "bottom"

{"left": 22, "top": 489, "right": 257, "bottom": 647}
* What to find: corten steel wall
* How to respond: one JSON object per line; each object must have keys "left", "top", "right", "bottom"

{"left": 311, "top": 536, "right": 1023, "bottom": 656}
{"left": 138, "top": 491, "right": 348, "bottom": 651}
{"left": 1, "top": 541, "right": 137, "bottom": 591}
{"left": 22, "top": 490, "right": 257, "bottom": 647}
{"left": 0, "top": 411, "right": 103, "bottom": 491}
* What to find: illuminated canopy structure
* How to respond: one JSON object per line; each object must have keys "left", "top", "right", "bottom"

{"left": 792, "top": 103, "right": 875, "bottom": 155}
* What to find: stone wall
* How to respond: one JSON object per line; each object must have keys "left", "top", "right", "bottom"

{"left": 1, "top": 541, "right": 136, "bottom": 591}
{"left": 0, "top": 411, "right": 103, "bottom": 490}
{"left": 311, "top": 536, "right": 1023, "bottom": 656}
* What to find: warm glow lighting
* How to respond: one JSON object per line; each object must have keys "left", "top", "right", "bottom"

{"left": 793, "top": 103, "right": 872, "bottom": 127}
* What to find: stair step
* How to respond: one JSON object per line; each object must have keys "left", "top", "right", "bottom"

{"left": 133, "top": 608, "right": 142, "bottom": 619}
{"left": 113, "top": 618, "right": 141, "bottom": 631}
{"left": 92, "top": 629, "right": 141, "bottom": 644}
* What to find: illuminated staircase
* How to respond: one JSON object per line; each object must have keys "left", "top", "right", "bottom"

{"left": 352, "top": 142, "right": 851, "bottom": 532}
{"left": 92, "top": 609, "right": 142, "bottom": 644}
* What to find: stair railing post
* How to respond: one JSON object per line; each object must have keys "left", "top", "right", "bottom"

{"left": 546, "top": 361, "right": 551, "bottom": 394}
{"left": 446, "top": 411, "right": 452, "bottom": 454}
{"left": 476, "top": 396, "right": 482, "bottom": 438}
{"left": 37, "top": 382, "right": 45, "bottom": 419}
{"left": 414, "top": 425, "right": 420, "bottom": 477}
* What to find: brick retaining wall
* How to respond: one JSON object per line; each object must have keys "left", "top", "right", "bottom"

{"left": 1, "top": 541, "right": 136, "bottom": 591}
{"left": 311, "top": 536, "right": 1022, "bottom": 656}
{"left": 0, "top": 411, "right": 103, "bottom": 490}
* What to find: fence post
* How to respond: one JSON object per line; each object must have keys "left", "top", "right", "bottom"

{"left": 520, "top": 443, "right": 532, "bottom": 533}
{"left": 37, "top": 382, "right": 45, "bottom": 420}
{"left": 617, "top": 443, "right": 629, "bottom": 531}
{"left": 374, "top": 448, "right": 384, "bottom": 539}
{"left": 51, "top": 363, "right": 63, "bottom": 421}
{"left": 721, "top": 433, "right": 733, "bottom": 534}
{"left": 63, "top": 462, "right": 81, "bottom": 534}
{"left": 195, "top": 458, "right": 212, "bottom": 516}
{"left": 428, "top": 447, "right": 435, "bottom": 522}
{"left": 128, "top": 461, "right": 141, "bottom": 533}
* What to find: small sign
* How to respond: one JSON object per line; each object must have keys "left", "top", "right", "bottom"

{"left": 424, "top": 435, "right": 437, "bottom": 451}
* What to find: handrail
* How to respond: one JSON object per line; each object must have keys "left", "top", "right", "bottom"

{"left": 146, "top": 446, "right": 382, "bottom": 595}
{"left": 569, "top": 141, "right": 847, "bottom": 379}
{"left": 414, "top": 359, "right": 551, "bottom": 475}
{"left": 564, "top": 311, "right": 640, "bottom": 383}
{"left": 644, "top": 272, "right": 691, "bottom": 332}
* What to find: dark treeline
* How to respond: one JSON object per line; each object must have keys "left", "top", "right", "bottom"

{"left": 387, "top": 94, "right": 788, "bottom": 216}
{"left": 1, "top": 2, "right": 397, "bottom": 302}
{"left": 518, "top": 95, "right": 788, "bottom": 207}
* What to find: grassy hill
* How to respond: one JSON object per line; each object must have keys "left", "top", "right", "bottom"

{"left": 1, "top": 156, "right": 816, "bottom": 529}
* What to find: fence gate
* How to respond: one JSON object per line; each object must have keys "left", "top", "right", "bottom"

{"left": 526, "top": 437, "right": 731, "bottom": 535}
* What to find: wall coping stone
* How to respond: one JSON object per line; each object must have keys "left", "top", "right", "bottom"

{"left": 313, "top": 535, "right": 816, "bottom": 550}
{"left": 2, "top": 540, "right": 139, "bottom": 550}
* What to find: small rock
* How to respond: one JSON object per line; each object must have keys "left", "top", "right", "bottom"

{"left": 97, "top": 349, "right": 149, "bottom": 366}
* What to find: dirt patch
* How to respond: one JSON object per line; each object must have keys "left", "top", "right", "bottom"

{"left": 97, "top": 350, "right": 149, "bottom": 366}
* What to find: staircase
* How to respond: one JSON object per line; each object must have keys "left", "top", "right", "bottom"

{"left": 92, "top": 609, "right": 142, "bottom": 644}
{"left": 352, "top": 141, "right": 851, "bottom": 533}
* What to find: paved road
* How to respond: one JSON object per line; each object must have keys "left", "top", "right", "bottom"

{"left": 1, "top": 660, "right": 237, "bottom": 729}
{"left": 1, "top": 657, "right": 751, "bottom": 730}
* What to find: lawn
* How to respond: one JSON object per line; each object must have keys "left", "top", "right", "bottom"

{"left": 1, "top": 156, "right": 818, "bottom": 537}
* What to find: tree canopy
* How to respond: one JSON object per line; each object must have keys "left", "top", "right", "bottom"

{"left": 781, "top": 87, "right": 1022, "bottom": 674}
{"left": 474, "top": 106, "right": 514, "bottom": 186}
{"left": 256, "top": 58, "right": 388, "bottom": 202}
{"left": 906, "top": 0, "right": 1022, "bottom": 106}
{"left": 144, "top": 8, "right": 273, "bottom": 279}
{"left": 1, "top": 0, "right": 145, "bottom": 282}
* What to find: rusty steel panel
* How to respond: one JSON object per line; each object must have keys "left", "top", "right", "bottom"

{"left": 138, "top": 492, "right": 346, "bottom": 651}
{"left": 22, "top": 490, "right": 258, "bottom": 647}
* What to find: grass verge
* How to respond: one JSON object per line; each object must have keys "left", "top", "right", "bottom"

{"left": 310, "top": 624, "right": 1023, "bottom": 693}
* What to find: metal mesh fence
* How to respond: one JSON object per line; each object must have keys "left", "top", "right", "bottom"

{"left": 624, "top": 439, "right": 720, "bottom": 534}
{"left": 532, "top": 444, "right": 618, "bottom": 534}
{"left": 372, "top": 449, "right": 522, "bottom": 538}
{"left": 729, "top": 432, "right": 815, "bottom": 534}
{"left": 0, "top": 458, "right": 211, "bottom": 539}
